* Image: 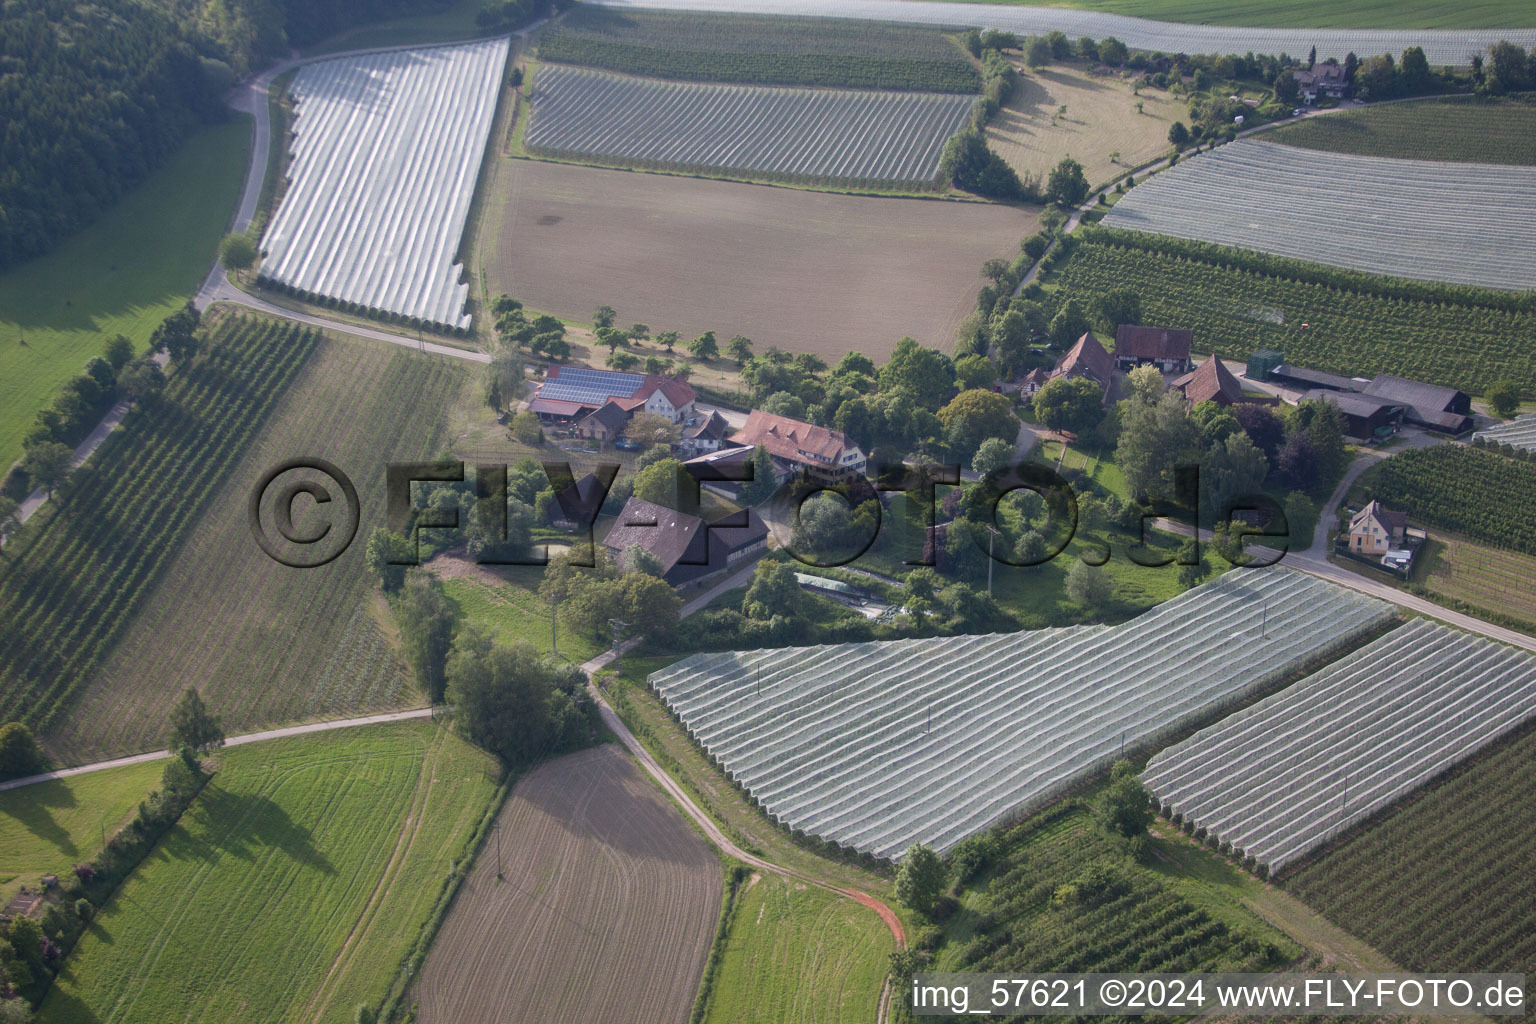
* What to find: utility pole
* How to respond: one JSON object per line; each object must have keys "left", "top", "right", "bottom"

{"left": 493, "top": 821, "right": 503, "bottom": 880}
{"left": 550, "top": 592, "right": 558, "bottom": 658}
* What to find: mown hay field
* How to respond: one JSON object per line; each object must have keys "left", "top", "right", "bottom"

{"left": 490, "top": 160, "right": 1038, "bottom": 361}
{"left": 411, "top": 744, "right": 720, "bottom": 1024}
{"left": 703, "top": 874, "right": 892, "bottom": 1024}
{"left": 44, "top": 311, "right": 472, "bottom": 763}
{"left": 0, "top": 761, "right": 164, "bottom": 908}
{"left": 987, "top": 65, "right": 1176, "bottom": 189}
{"left": 39, "top": 721, "right": 501, "bottom": 1024}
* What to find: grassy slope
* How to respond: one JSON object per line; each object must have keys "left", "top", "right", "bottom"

{"left": 1270, "top": 95, "right": 1536, "bottom": 164}
{"left": 1282, "top": 724, "right": 1536, "bottom": 978}
{"left": 40, "top": 721, "right": 500, "bottom": 1024}
{"left": 439, "top": 570, "right": 605, "bottom": 665}
{"left": 0, "top": 120, "right": 249, "bottom": 475}
{"left": 0, "top": 762, "right": 164, "bottom": 908}
{"left": 47, "top": 317, "right": 469, "bottom": 763}
{"left": 928, "top": 0, "right": 1536, "bottom": 29}
{"left": 705, "top": 875, "right": 891, "bottom": 1024}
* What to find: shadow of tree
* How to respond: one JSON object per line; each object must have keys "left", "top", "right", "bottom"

{"left": 0, "top": 778, "right": 81, "bottom": 859}
{"left": 162, "top": 783, "right": 335, "bottom": 876}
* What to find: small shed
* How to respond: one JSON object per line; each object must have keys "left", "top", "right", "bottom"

{"left": 1246, "top": 349, "right": 1284, "bottom": 381}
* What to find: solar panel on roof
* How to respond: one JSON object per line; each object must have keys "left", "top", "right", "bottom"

{"left": 539, "top": 367, "right": 647, "bottom": 406}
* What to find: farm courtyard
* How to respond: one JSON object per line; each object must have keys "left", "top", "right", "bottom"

{"left": 489, "top": 160, "right": 1038, "bottom": 360}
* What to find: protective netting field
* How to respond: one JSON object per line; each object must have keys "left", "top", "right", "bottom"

{"left": 650, "top": 568, "right": 1393, "bottom": 860}
{"left": 1145, "top": 619, "right": 1536, "bottom": 873}
{"left": 260, "top": 39, "right": 509, "bottom": 330}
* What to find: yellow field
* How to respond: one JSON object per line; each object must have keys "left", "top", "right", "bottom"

{"left": 987, "top": 65, "right": 1178, "bottom": 190}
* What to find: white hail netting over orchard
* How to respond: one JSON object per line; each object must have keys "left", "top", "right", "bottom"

{"left": 524, "top": 67, "right": 973, "bottom": 185}
{"left": 1101, "top": 140, "right": 1536, "bottom": 291}
{"left": 649, "top": 568, "right": 1392, "bottom": 860}
{"left": 593, "top": 0, "right": 1536, "bottom": 65}
{"left": 1474, "top": 414, "right": 1536, "bottom": 454}
{"left": 1144, "top": 619, "right": 1536, "bottom": 874}
{"left": 260, "top": 39, "right": 509, "bottom": 331}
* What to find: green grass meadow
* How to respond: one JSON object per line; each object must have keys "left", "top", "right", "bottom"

{"left": 930, "top": 0, "right": 1536, "bottom": 29}
{"left": 440, "top": 569, "right": 605, "bottom": 666}
{"left": 39, "top": 721, "right": 500, "bottom": 1024}
{"left": 0, "top": 762, "right": 165, "bottom": 909}
{"left": 0, "top": 119, "right": 250, "bottom": 474}
{"left": 703, "top": 875, "right": 893, "bottom": 1024}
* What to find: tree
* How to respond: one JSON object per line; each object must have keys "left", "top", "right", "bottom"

{"left": 1065, "top": 559, "right": 1112, "bottom": 607}
{"left": 22, "top": 441, "right": 72, "bottom": 497}
{"left": 103, "top": 334, "right": 135, "bottom": 370}
{"left": 938, "top": 130, "right": 1025, "bottom": 200}
{"left": 1176, "top": 537, "right": 1210, "bottom": 589}
{"left": 972, "top": 436, "right": 1015, "bottom": 478}
{"left": 0, "top": 996, "right": 35, "bottom": 1023}
{"left": 149, "top": 302, "right": 201, "bottom": 364}
{"left": 622, "top": 411, "right": 680, "bottom": 447}
{"left": 656, "top": 330, "right": 679, "bottom": 353}
{"left": 743, "top": 559, "right": 801, "bottom": 620}
{"left": 491, "top": 294, "right": 522, "bottom": 316}
{"left": 1485, "top": 40, "right": 1530, "bottom": 94}
{"left": 1024, "top": 34, "right": 1052, "bottom": 67}
{"left": 1276, "top": 430, "right": 1319, "bottom": 489}
{"left": 445, "top": 632, "right": 594, "bottom": 767}
{"left": 740, "top": 445, "right": 779, "bottom": 507}
{"left": 593, "top": 304, "right": 616, "bottom": 329}
{"left": 1099, "top": 36, "right": 1128, "bottom": 65}
{"left": 364, "top": 528, "right": 414, "bottom": 591}
{"left": 903, "top": 567, "right": 940, "bottom": 624}
{"left": 1167, "top": 121, "right": 1190, "bottom": 147}
{"left": 1232, "top": 402, "right": 1285, "bottom": 464}
{"left": 396, "top": 571, "right": 458, "bottom": 703}
{"left": 1125, "top": 364, "right": 1163, "bottom": 406}
{"left": 218, "top": 232, "right": 257, "bottom": 275}
{"left": 1014, "top": 528, "right": 1048, "bottom": 567}
{"left": 953, "top": 353, "right": 998, "bottom": 392}
{"left": 1116, "top": 391, "right": 1202, "bottom": 502}
{"left": 1033, "top": 376, "right": 1105, "bottom": 435}
{"left": 484, "top": 372, "right": 502, "bottom": 412}
{"left": 605, "top": 349, "right": 638, "bottom": 371}
{"left": 633, "top": 458, "right": 693, "bottom": 512}
{"left": 760, "top": 390, "right": 806, "bottom": 419}
{"left": 596, "top": 326, "right": 627, "bottom": 352}
{"left": 1486, "top": 380, "right": 1523, "bottom": 418}
{"left": 1093, "top": 761, "right": 1152, "bottom": 837}
{"left": 1045, "top": 157, "right": 1090, "bottom": 207}
{"left": 687, "top": 331, "right": 718, "bottom": 360}
{"left": 1047, "top": 299, "right": 1092, "bottom": 348}
{"left": 1274, "top": 71, "right": 1300, "bottom": 105}
{"left": 878, "top": 337, "right": 956, "bottom": 410}
{"left": 939, "top": 388, "right": 1019, "bottom": 457}
{"left": 726, "top": 334, "right": 753, "bottom": 365}
{"left": 620, "top": 543, "right": 665, "bottom": 577}
{"left": 895, "top": 843, "right": 946, "bottom": 915}
{"left": 1093, "top": 290, "right": 1141, "bottom": 335}
{"left": 354, "top": 1007, "right": 376, "bottom": 1024}
{"left": 0, "top": 722, "right": 48, "bottom": 781}
{"left": 168, "top": 687, "right": 224, "bottom": 752}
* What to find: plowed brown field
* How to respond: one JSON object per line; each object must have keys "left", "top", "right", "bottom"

{"left": 412, "top": 744, "right": 721, "bottom": 1024}
{"left": 489, "top": 159, "right": 1039, "bottom": 361}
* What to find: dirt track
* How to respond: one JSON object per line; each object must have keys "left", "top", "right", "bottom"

{"left": 411, "top": 744, "right": 721, "bottom": 1024}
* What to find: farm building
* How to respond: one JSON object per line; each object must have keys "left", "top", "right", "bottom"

{"left": 1302, "top": 389, "right": 1405, "bottom": 442}
{"left": 678, "top": 410, "right": 731, "bottom": 457}
{"left": 552, "top": 472, "right": 611, "bottom": 527}
{"left": 1171, "top": 355, "right": 1244, "bottom": 408}
{"left": 999, "top": 366, "right": 1050, "bottom": 397}
{"left": 603, "top": 496, "right": 768, "bottom": 586}
{"left": 1266, "top": 363, "right": 1365, "bottom": 392}
{"left": 1292, "top": 62, "right": 1348, "bottom": 103}
{"left": 1348, "top": 499, "right": 1407, "bottom": 555}
{"left": 1359, "top": 375, "right": 1472, "bottom": 434}
{"left": 530, "top": 366, "right": 696, "bottom": 424}
{"left": 727, "top": 410, "right": 866, "bottom": 485}
{"left": 1114, "top": 325, "right": 1194, "bottom": 373}
{"left": 1049, "top": 332, "right": 1114, "bottom": 392}
{"left": 574, "top": 399, "right": 633, "bottom": 443}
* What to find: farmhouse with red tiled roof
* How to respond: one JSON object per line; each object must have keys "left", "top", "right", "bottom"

{"left": 1114, "top": 325, "right": 1194, "bottom": 374}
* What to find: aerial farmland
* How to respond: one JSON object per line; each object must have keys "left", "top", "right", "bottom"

{"left": 1101, "top": 138, "right": 1536, "bottom": 290}
{"left": 5, "top": 0, "right": 1536, "bottom": 1021}
{"left": 525, "top": 67, "right": 973, "bottom": 187}
{"left": 259, "top": 39, "right": 509, "bottom": 330}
